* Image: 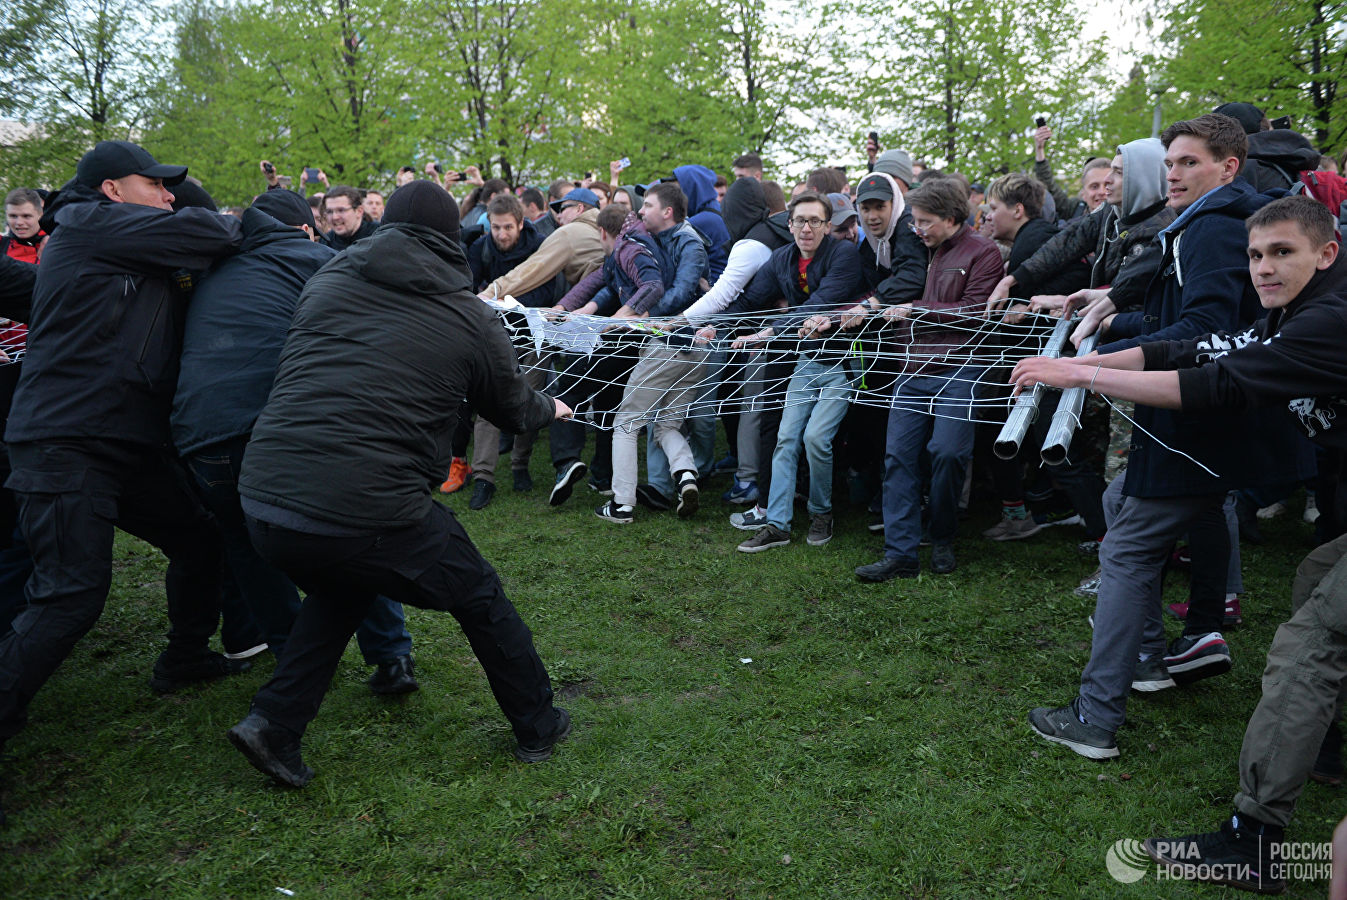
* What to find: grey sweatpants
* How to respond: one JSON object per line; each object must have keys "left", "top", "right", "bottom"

{"left": 1077, "top": 477, "right": 1227, "bottom": 732}
{"left": 1235, "top": 531, "right": 1347, "bottom": 826}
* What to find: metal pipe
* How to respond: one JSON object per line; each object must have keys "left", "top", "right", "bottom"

{"left": 1040, "top": 333, "right": 1099, "bottom": 465}
{"left": 993, "top": 317, "right": 1073, "bottom": 460}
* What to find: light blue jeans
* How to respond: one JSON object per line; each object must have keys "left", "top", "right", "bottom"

{"left": 765, "top": 358, "right": 856, "bottom": 531}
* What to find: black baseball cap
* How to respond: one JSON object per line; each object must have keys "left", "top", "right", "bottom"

{"left": 76, "top": 141, "right": 188, "bottom": 188}
{"left": 855, "top": 174, "right": 895, "bottom": 204}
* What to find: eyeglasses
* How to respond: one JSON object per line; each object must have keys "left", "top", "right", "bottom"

{"left": 790, "top": 217, "right": 827, "bottom": 230}
{"left": 326, "top": 205, "right": 357, "bottom": 215}
{"left": 559, "top": 203, "right": 578, "bottom": 212}
{"left": 908, "top": 222, "right": 931, "bottom": 237}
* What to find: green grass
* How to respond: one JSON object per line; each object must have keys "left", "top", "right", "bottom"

{"left": 0, "top": 447, "right": 1338, "bottom": 898}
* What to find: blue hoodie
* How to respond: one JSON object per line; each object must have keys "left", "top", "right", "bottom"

{"left": 673, "top": 164, "right": 730, "bottom": 283}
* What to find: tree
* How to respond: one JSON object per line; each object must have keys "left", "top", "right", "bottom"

{"left": 1152, "top": 0, "right": 1347, "bottom": 155}
{"left": 0, "top": 0, "right": 166, "bottom": 192}
{"left": 844, "top": 0, "right": 1109, "bottom": 183}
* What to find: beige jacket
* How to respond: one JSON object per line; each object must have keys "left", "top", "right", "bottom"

{"left": 484, "top": 208, "right": 604, "bottom": 298}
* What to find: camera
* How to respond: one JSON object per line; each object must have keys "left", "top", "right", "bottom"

{"left": 262, "top": 161, "right": 275, "bottom": 175}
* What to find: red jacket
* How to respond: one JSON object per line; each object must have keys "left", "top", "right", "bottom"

{"left": 0, "top": 232, "right": 37, "bottom": 355}
{"left": 905, "top": 225, "right": 1003, "bottom": 373}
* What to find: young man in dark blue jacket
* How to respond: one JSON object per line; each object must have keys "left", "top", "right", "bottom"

{"left": 464, "top": 193, "right": 564, "bottom": 509}
{"left": 1025, "top": 114, "right": 1313, "bottom": 761}
{"left": 1014, "top": 196, "right": 1347, "bottom": 894}
{"left": 673, "top": 164, "right": 730, "bottom": 283}
{"left": 712, "top": 190, "right": 866, "bottom": 551}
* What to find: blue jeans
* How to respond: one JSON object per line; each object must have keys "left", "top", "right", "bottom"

{"left": 765, "top": 358, "right": 855, "bottom": 531}
{"left": 188, "top": 436, "right": 412, "bottom": 664}
{"left": 882, "top": 367, "right": 981, "bottom": 560}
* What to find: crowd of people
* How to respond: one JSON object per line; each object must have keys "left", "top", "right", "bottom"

{"left": 3, "top": 98, "right": 1347, "bottom": 893}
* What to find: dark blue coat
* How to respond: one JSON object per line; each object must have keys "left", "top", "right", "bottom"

{"left": 172, "top": 207, "right": 334, "bottom": 455}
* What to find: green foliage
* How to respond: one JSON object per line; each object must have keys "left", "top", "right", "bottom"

{"left": 1152, "top": 0, "right": 1347, "bottom": 156}
{"left": 0, "top": 0, "right": 166, "bottom": 193}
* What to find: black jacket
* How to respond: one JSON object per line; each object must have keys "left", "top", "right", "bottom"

{"left": 6, "top": 180, "right": 242, "bottom": 447}
{"left": 239, "top": 222, "right": 556, "bottom": 531}
{"left": 1243, "top": 130, "right": 1321, "bottom": 193}
{"left": 1143, "top": 255, "right": 1347, "bottom": 451}
{"left": 858, "top": 207, "right": 927, "bottom": 305}
{"left": 171, "top": 207, "right": 337, "bottom": 456}
{"left": 1005, "top": 217, "right": 1091, "bottom": 298}
{"left": 0, "top": 255, "right": 35, "bottom": 322}
{"left": 1101, "top": 180, "right": 1313, "bottom": 497}
{"left": 467, "top": 218, "right": 564, "bottom": 308}
{"left": 321, "top": 217, "right": 377, "bottom": 252}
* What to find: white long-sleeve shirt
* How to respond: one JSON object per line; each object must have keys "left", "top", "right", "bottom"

{"left": 680, "top": 239, "right": 773, "bottom": 324}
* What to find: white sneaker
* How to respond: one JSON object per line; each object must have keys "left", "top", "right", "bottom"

{"left": 730, "top": 505, "right": 768, "bottom": 531}
{"left": 1305, "top": 494, "right": 1320, "bottom": 524}
{"left": 1255, "top": 501, "right": 1286, "bottom": 520}
{"left": 224, "top": 643, "right": 269, "bottom": 660}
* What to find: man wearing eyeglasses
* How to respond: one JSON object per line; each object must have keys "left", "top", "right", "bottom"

{"left": 322, "top": 185, "right": 376, "bottom": 251}
{"left": 705, "top": 190, "right": 865, "bottom": 553}
{"left": 854, "top": 176, "right": 1004, "bottom": 580}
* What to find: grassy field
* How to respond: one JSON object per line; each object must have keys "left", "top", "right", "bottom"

{"left": 0, "top": 447, "right": 1338, "bottom": 898}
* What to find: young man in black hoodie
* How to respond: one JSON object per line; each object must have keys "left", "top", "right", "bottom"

{"left": 229, "top": 182, "right": 573, "bottom": 786}
{"left": 980, "top": 173, "right": 1095, "bottom": 542}
{"left": 1013, "top": 195, "right": 1347, "bottom": 894}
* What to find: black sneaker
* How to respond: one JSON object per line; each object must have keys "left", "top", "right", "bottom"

{"left": 1163, "top": 632, "right": 1231, "bottom": 685}
{"left": 854, "top": 556, "right": 919, "bottom": 582}
{"left": 227, "top": 712, "right": 315, "bottom": 788}
{"left": 512, "top": 468, "right": 534, "bottom": 493}
{"left": 595, "top": 500, "right": 634, "bottom": 524}
{"left": 1027, "top": 697, "right": 1119, "bottom": 760}
{"left": 367, "top": 654, "right": 419, "bottom": 695}
{"left": 150, "top": 651, "right": 252, "bottom": 694}
{"left": 549, "top": 461, "right": 587, "bottom": 507}
{"left": 675, "top": 470, "right": 699, "bottom": 519}
{"left": 1144, "top": 815, "right": 1286, "bottom": 894}
{"left": 587, "top": 476, "right": 614, "bottom": 497}
{"left": 514, "top": 708, "right": 572, "bottom": 763}
{"left": 1312, "top": 721, "right": 1343, "bottom": 785}
{"left": 635, "top": 483, "right": 673, "bottom": 512}
{"left": 1131, "top": 654, "right": 1177, "bottom": 692}
{"left": 469, "top": 479, "right": 496, "bottom": 510}
{"left": 930, "top": 543, "right": 956, "bottom": 574}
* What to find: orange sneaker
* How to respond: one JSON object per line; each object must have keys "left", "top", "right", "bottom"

{"left": 439, "top": 457, "right": 471, "bottom": 494}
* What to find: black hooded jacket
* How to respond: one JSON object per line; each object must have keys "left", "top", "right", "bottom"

{"left": 6, "top": 179, "right": 242, "bottom": 447}
{"left": 1004, "top": 217, "right": 1092, "bottom": 298}
{"left": 722, "top": 177, "right": 791, "bottom": 251}
{"left": 1243, "top": 130, "right": 1322, "bottom": 193}
{"left": 239, "top": 222, "right": 556, "bottom": 531}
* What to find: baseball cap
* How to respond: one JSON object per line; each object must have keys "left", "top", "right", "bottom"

{"left": 855, "top": 174, "right": 895, "bottom": 204}
{"left": 549, "top": 188, "right": 600, "bottom": 213}
{"left": 76, "top": 141, "right": 188, "bottom": 188}
{"left": 827, "top": 192, "right": 857, "bottom": 226}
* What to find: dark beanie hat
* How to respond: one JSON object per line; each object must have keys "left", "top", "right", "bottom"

{"left": 251, "top": 189, "right": 316, "bottom": 229}
{"left": 1213, "top": 102, "right": 1266, "bottom": 135}
{"left": 382, "top": 181, "right": 460, "bottom": 241}
{"left": 170, "top": 178, "right": 217, "bottom": 212}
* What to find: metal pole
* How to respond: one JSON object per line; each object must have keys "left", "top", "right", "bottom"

{"left": 1040, "top": 333, "right": 1099, "bottom": 465}
{"left": 993, "top": 316, "right": 1074, "bottom": 460}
